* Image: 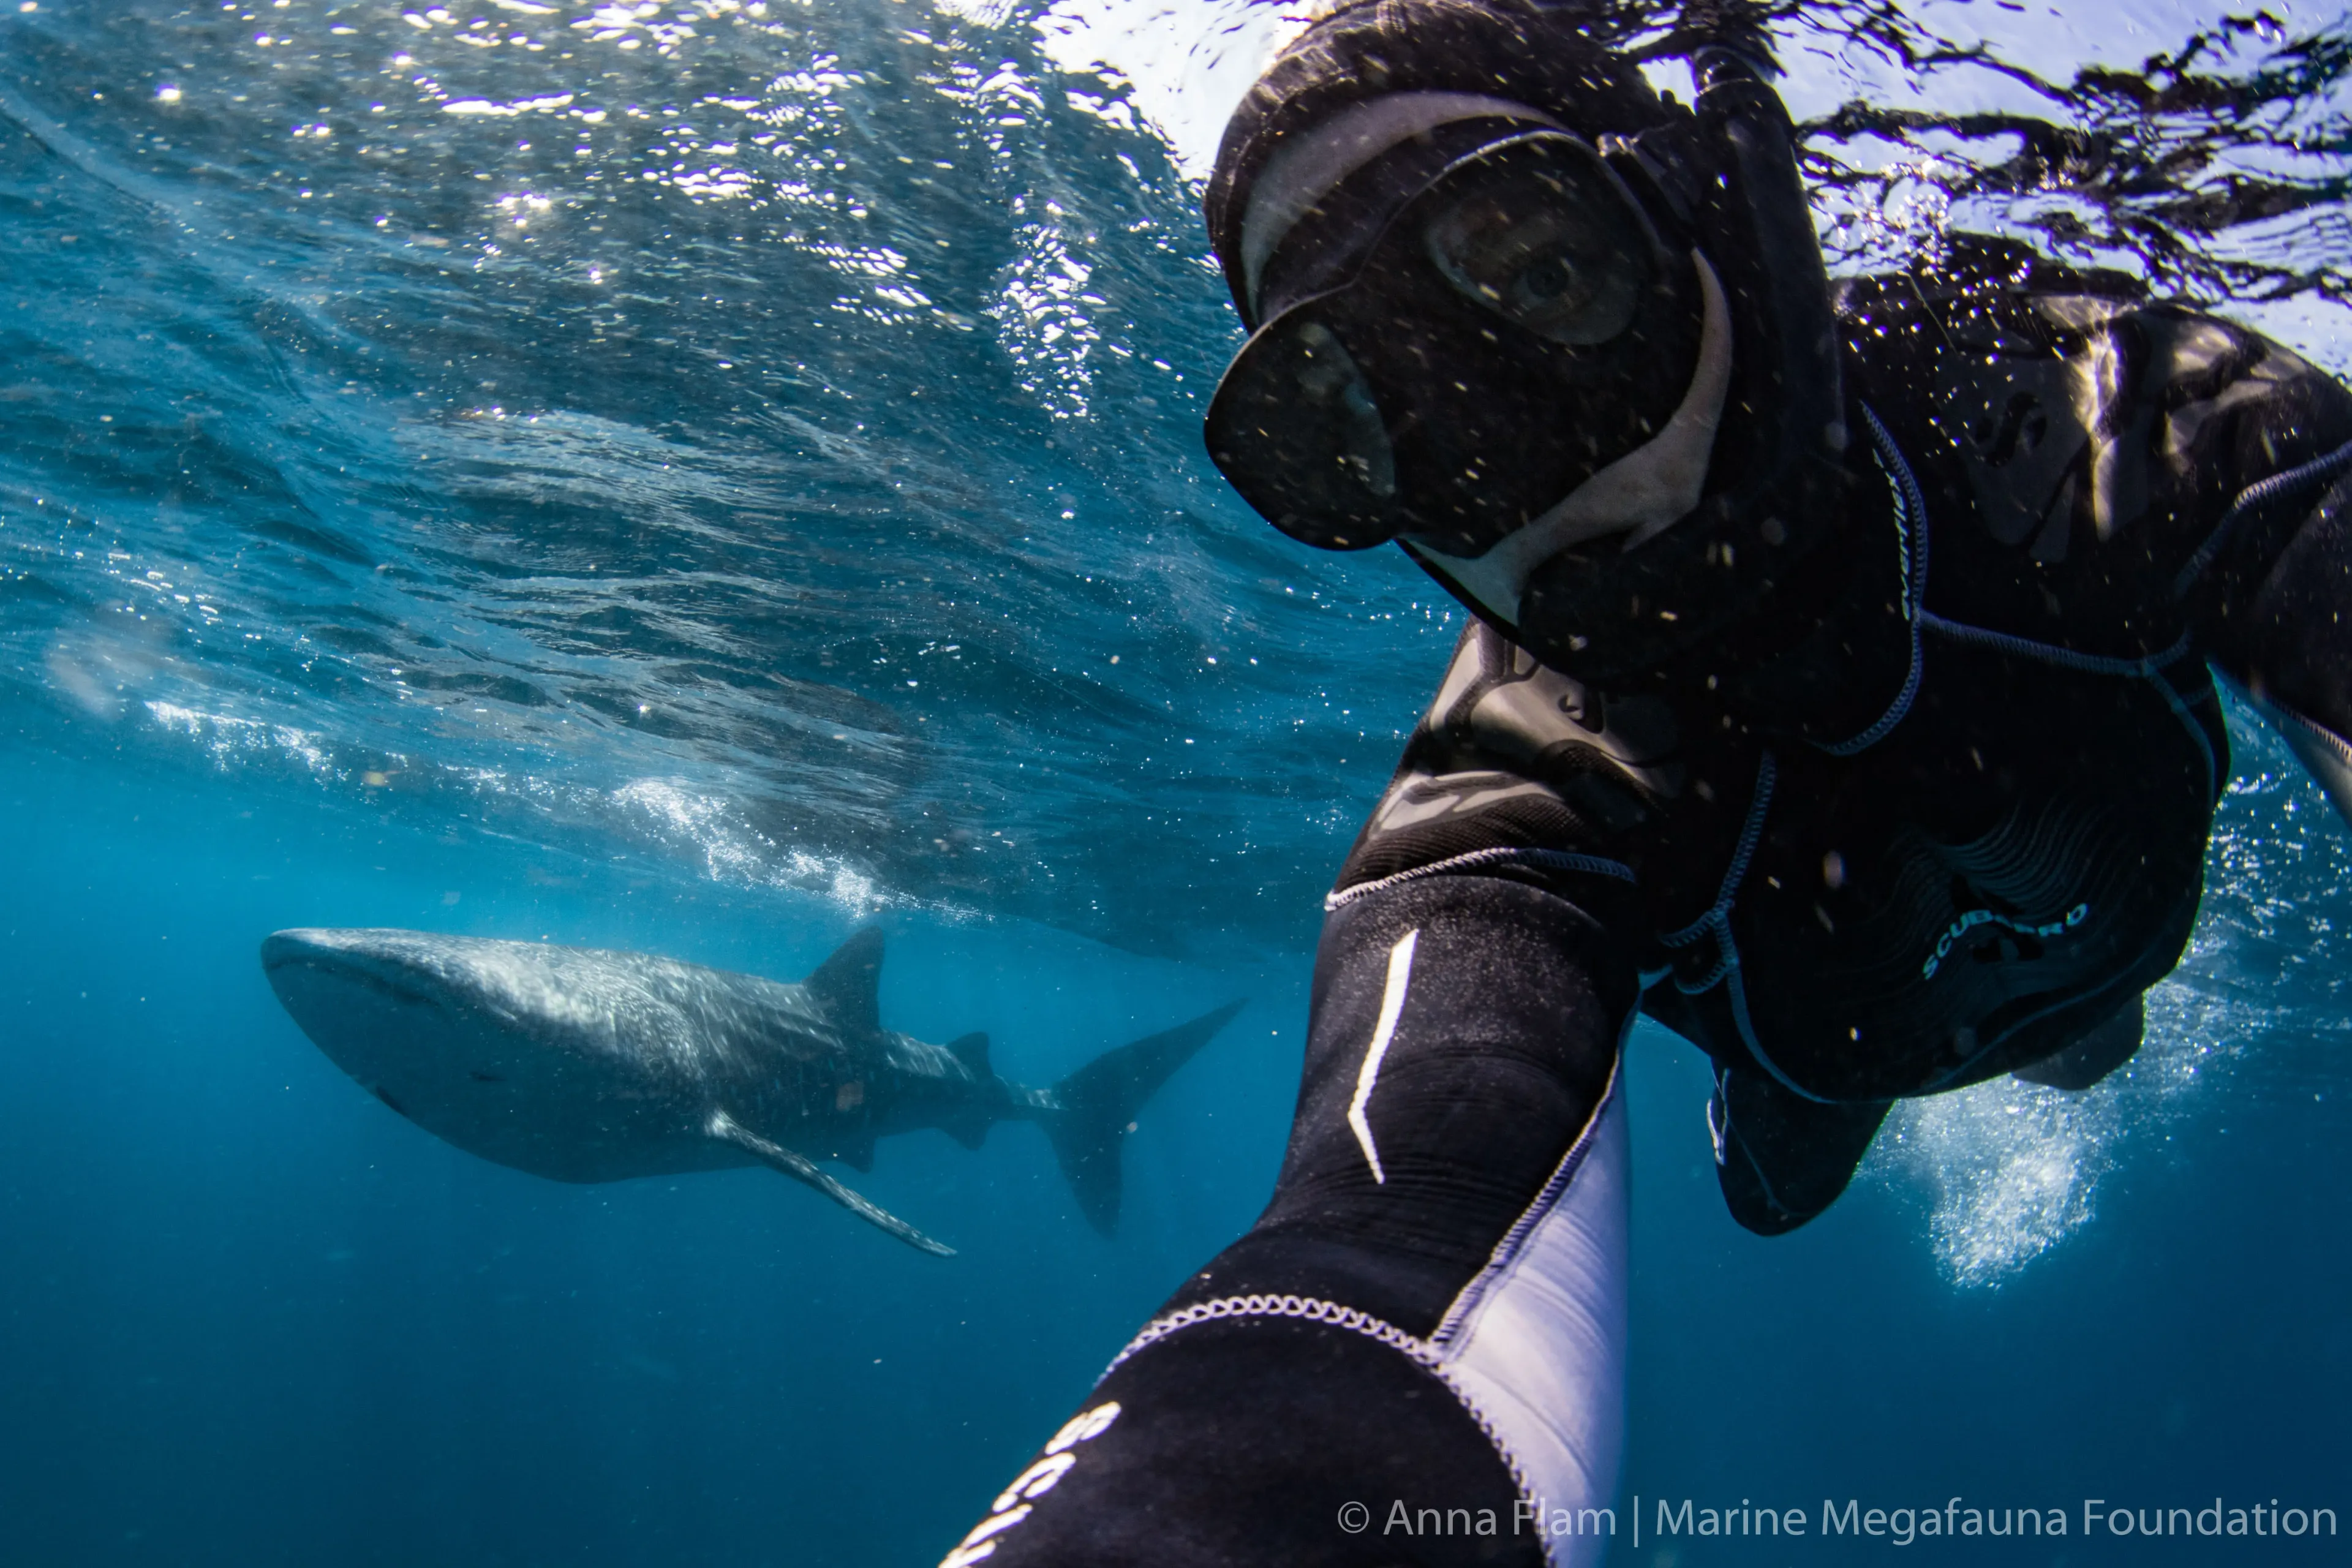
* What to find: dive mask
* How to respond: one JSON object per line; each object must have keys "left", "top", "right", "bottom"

{"left": 1203, "top": 23, "right": 1852, "bottom": 687}
{"left": 1207, "top": 118, "right": 1707, "bottom": 561}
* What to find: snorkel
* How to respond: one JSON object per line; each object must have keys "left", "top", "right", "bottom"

{"left": 1510, "top": 45, "right": 1851, "bottom": 685}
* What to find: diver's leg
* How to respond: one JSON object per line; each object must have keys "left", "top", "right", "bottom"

{"left": 1707, "top": 1066, "right": 1889, "bottom": 1236}
{"left": 946, "top": 875, "right": 1635, "bottom": 1567}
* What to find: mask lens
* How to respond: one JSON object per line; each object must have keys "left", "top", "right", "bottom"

{"left": 1422, "top": 146, "right": 1652, "bottom": 346}
{"left": 1206, "top": 313, "right": 1400, "bottom": 549}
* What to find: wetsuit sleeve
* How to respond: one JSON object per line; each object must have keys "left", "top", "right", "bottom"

{"left": 2177, "top": 319, "right": 2352, "bottom": 816}
{"left": 941, "top": 873, "right": 1638, "bottom": 1568}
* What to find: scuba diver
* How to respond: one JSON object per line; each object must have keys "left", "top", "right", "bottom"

{"left": 944, "top": 1, "right": 2352, "bottom": 1563}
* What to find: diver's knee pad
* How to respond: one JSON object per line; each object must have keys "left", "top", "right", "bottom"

{"left": 948, "top": 876, "right": 1635, "bottom": 1567}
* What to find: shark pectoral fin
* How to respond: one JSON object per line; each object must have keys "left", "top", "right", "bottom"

{"left": 705, "top": 1110, "right": 952, "bottom": 1257}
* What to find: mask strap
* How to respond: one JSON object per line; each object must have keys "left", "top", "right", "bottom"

{"left": 1240, "top": 91, "right": 1564, "bottom": 315}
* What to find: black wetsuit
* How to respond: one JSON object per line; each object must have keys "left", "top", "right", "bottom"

{"left": 941, "top": 254, "right": 2352, "bottom": 1567}
{"left": 1336, "top": 249, "right": 2352, "bottom": 1230}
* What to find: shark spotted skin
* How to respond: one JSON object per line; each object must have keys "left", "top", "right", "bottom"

{"left": 262, "top": 925, "right": 1242, "bottom": 1254}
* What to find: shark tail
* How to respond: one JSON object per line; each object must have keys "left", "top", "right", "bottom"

{"left": 1042, "top": 1000, "right": 1245, "bottom": 1235}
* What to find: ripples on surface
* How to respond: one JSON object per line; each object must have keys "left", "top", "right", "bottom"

{"left": 1, "top": 0, "right": 1452, "bottom": 959}
{"left": 2, "top": 0, "right": 2350, "bottom": 1272}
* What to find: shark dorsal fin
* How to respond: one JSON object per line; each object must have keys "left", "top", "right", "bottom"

{"left": 946, "top": 1031, "right": 991, "bottom": 1077}
{"left": 804, "top": 927, "right": 884, "bottom": 1038}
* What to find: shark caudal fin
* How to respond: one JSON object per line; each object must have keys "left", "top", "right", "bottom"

{"left": 1044, "top": 1000, "right": 1245, "bottom": 1235}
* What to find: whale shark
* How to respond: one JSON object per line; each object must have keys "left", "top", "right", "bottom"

{"left": 262, "top": 925, "right": 1242, "bottom": 1254}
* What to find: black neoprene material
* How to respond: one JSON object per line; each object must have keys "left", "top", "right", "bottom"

{"left": 1313, "top": 253, "right": 2352, "bottom": 1236}
{"left": 2009, "top": 998, "right": 2143, "bottom": 1091}
{"left": 1709, "top": 1069, "right": 1890, "bottom": 1236}
{"left": 951, "top": 16, "right": 2352, "bottom": 1561}
{"left": 1172, "top": 876, "right": 1635, "bottom": 1336}
{"left": 951, "top": 876, "right": 1628, "bottom": 1567}
{"left": 950, "top": 342, "right": 2352, "bottom": 1548}
{"left": 976, "top": 1317, "right": 1540, "bottom": 1567}
{"left": 2216, "top": 469, "right": 2352, "bottom": 739}
{"left": 1202, "top": 0, "right": 1667, "bottom": 325}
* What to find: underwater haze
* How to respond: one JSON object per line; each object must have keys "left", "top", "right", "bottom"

{"left": 4, "top": 1, "right": 2351, "bottom": 1564}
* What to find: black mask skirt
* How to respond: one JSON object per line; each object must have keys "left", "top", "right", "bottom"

{"left": 1207, "top": 123, "right": 1703, "bottom": 560}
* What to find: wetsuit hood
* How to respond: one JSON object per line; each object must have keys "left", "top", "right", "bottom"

{"left": 1204, "top": 1, "right": 1672, "bottom": 316}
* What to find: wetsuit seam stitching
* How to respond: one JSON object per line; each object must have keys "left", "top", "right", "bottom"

{"left": 1658, "top": 750, "right": 1777, "bottom": 979}
{"left": 1816, "top": 403, "right": 1931, "bottom": 757}
{"left": 1102, "top": 1294, "right": 1436, "bottom": 1378}
{"left": 1918, "top": 616, "right": 2218, "bottom": 796}
{"left": 1653, "top": 753, "right": 1833, "bottom": 1104}
{"left": 2171, "top": 433, "right": 2352, "bottom": 598}
{"left": 1325, "top": 846, "right": 1635, "bottom": 911}
{"left": 1917, "top": 612, "right": 2192, "bottom": 677}
{"left": 1428, "top": 1058, "right": 1623, "bottom": 1350}
{"left": 1096, "top": 1294, "right": 1542, "bottom": 1509}
{"left": 2272, "top": 698, "right": 2352, "bottom": 771}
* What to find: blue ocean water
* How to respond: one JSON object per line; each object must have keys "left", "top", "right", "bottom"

{"left": 2, "top": 1, "right": 2349, "bottom": 1564}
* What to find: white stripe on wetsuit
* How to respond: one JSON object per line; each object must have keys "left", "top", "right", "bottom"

{"left": 1348, "top": 928, "right": 1419, "bottom": 1184}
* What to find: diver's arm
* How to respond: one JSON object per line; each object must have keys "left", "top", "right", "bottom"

{"left": 2183, "top": 325, "right": 2352, "bottom": 823}
{"left": 2207, "top": 462, "right": 2352, "bottom": 821}
{"left": 942, "top": 873, "right": 1635, "bottom": 1568}
{"left": 946, "top": 627, "right": 1645, "bottom": 1564}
